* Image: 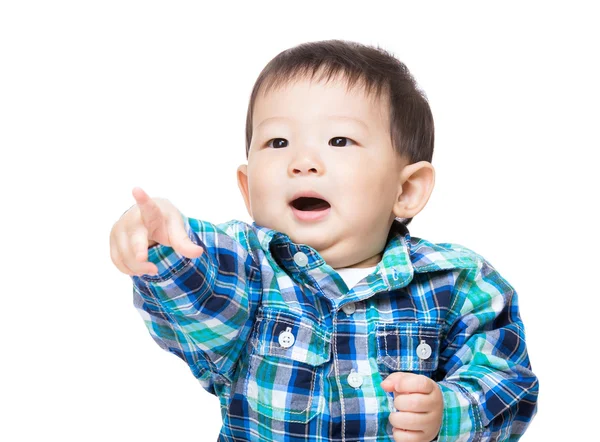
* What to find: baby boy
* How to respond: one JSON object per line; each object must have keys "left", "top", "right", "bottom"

{"left": 111, "top": 39, "right": 539, "bottom": 441}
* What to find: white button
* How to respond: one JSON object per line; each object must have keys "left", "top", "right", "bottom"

{"left": 416, "top": 340, "right": 432, "bottom": 360}
{"left": 293, "top": 251, "right": 309, "bottom": 267}
{"left": 278, "top": 327, "right": 295, "bottom": 348}
{"left": 342, "top": 303, "right": 356, "bottom": 315}
{"left": 347, "top": 370, "right": 363, "bottom": 388}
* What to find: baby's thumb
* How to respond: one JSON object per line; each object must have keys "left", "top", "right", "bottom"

{"left": 169, "top": 219, "right": 204, "bottom": 259}
{"left": 381, "top": 372, "right": 404, "bottom": 395}
{"left": 380, "top": 379, "right": 396, "bottom": 393}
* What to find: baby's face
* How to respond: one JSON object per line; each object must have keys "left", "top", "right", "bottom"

{"left": 238, "top": 77, "right": 408, "bottom": 269}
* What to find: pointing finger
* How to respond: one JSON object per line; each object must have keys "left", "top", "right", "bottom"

{"left": 132, "top": 188, "right": 170, "bottom": 245}
{"left": 132, "top": 187, "right": 162, "bottom": 225}
{"left": 132, "top": 186, "right": 149, "bottom": 204}
{"left": 131, "top": 187, "right": 161, "bottom": 220}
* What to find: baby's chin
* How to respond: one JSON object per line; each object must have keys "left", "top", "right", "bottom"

{"left": 255, "top": 214, "right": 341, "bottom": 254}
{"left": 286, "top": 229, "right": 337, "bottom": 253}
{"left": 273, "top": 225, "right": 356, "bottom": 267}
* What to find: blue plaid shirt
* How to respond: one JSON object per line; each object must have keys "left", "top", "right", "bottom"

{"left": 132, "top": 216, "right": 538, "bottom": 441}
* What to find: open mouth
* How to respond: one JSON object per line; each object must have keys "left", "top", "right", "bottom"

{"left": 290, "top": 197, "right": 331, "bottom": 211}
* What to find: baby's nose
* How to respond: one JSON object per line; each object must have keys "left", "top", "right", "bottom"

{"left": 292, "top": 165, "right": 319, "bottom": 175}
{"left": 289, "top": 155, "right": 324, "bottom": 176}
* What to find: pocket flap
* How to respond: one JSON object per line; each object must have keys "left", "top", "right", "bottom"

{"left": 253, "top": 310, "right": 331, "bottom": 366}
{"left": 376, "top": 322, "right": 441, "bottom": 372}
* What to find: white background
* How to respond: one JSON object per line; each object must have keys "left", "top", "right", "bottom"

{"left": 1, "top": 1, "right": 598, "bottom": 440}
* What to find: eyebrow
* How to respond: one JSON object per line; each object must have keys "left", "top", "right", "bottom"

{"left": 256, "top": 116, "right": 370, "bottom": 133}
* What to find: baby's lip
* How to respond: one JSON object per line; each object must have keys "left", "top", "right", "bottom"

{"left": 289, "top": 190, "right": 329, "bottom": 206}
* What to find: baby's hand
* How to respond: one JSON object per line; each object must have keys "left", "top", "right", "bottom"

{"left": 381, "top": 372, "right": 443, "bottom": 442}
{"left": 109, "top": 187, "right": 204, "bottom": 276}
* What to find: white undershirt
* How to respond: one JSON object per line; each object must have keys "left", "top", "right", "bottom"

{"left": 334, "top": 265, "right": 378, "bottom": 290}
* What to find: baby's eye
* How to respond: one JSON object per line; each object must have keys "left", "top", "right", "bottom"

{"left": 266, "top": 138, "right": 288, "bottom": 149}
{"left": 329, "top": 137, "right": 355, "bottom": 147}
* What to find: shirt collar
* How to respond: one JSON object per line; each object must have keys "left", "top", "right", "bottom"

{"left": 252, "top": 222, "right": 326, "bottom": 274}
{"left": 376, "top": 219, "right": 414, "bottom": 289}
{"left": 251, "top": 219, "right": 478, "bottom": 290}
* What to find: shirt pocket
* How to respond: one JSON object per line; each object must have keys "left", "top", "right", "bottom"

{"left": 245, "top": 310, "right": 331, "bottom": 423}
{"left": 375, "top": 321, "right": 441, "bottom": 378}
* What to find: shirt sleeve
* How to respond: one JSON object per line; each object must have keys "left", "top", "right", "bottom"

{"left": 131, "top": 215, "right": 261, "bottom": 391}
{"left": 435, "top": 258, "right": 539, "bottom": 441}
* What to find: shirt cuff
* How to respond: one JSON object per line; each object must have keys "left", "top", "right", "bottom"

{"left": 436, "top": 380, "right": 484, "bottom": 441}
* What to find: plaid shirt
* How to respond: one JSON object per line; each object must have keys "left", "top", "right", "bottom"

{"left": 132, "top": 216, "right": 538, "bottom": 441}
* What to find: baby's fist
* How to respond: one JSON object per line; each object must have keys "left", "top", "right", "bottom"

{"left": 381, "top": 372, "right": 443, "bottom": 442}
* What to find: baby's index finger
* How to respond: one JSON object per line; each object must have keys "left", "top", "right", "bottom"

{"left": 133, "top": 188, "right": 163, "bottom": 225}
{"left": 132, "top": 186, "right": 151, "bottom": 205}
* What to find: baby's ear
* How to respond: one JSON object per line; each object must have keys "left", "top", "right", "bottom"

{"left": 237, "top": 164, "right": 253, "bottom": 218}
{"left": 392, "top": 161, "right": 435, "bottom": 219}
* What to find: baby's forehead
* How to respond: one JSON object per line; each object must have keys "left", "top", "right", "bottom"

{"left": 254, "top": 76, "right": 390, "bottom": 125}
{"left": 259, "top": 74, "right": 387, "bottom": 104}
